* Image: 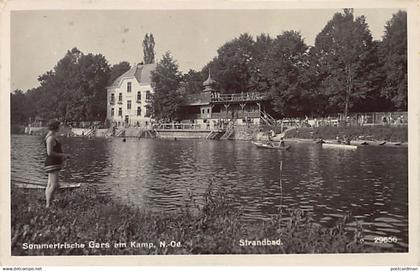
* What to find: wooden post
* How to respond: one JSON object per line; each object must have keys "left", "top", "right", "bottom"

{"left": 240, "top": 103, "right": 246, "bottom": 120}
{"left": 279, "top": 160, "right": 283, "bottom": 214}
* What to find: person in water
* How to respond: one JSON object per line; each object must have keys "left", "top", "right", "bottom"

{"left": 44, "top": 120, "right": 70, "bottom": 208}
{"left": 280, "top": 137, "right": 285, "bottom": 147}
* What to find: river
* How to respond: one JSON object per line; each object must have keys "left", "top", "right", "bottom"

{"left": 11, "top": 135, "right": 408, "bottom": 251}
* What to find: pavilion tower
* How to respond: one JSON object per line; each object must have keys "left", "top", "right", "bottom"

{"left": 203, "top": 69, "right": 218, "bottom": 94}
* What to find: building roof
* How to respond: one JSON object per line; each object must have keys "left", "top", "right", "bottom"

{"left": 203, "top": 73, "right": 216, "bottom": 87}
{"left": 183, "top": 92, "right": 211, "bottom": 106}
{"left": 108, "top": 63, "right": 157, "bottom": 88}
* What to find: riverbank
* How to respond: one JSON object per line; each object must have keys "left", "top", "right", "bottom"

{"left": 283, "top": 126, "right": 407, "bottom": 143}
{"left": 11, "top": 182, "right": 395, "bottom": 255}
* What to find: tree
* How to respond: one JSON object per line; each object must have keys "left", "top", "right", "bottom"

{"left": 150, "top": 52, "right": 183, "bottom": 121}
{"left": 10, "top": 89, "right": 28, "bottom": 124}
{"left": 264, "top": 31, "right": 310, "bottom": 117}
{"left": 143, "top": 33, "right": 155, "bottom": 64}
{"left": 313, "top": 9, "right": 378, "bottom": 119}
{"left": 36, "top": 47, "right": 110, "bottom": 121}
{"left": 380, "top": 10, "right": 407, "bottom": 110}
{"left": 206, "top": 33, "right": 256, "bottom": 93}
{"left": 180, "top": 69, "right": 205, "bottom": 94}
{"left": 248, "top": 33, "right": 273, "bottom": 93}
{"left": 109, "top": 61, "right": 131, "bottom": 85}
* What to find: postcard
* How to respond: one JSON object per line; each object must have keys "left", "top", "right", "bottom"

{"left": 1, "top": 0, "right": 419, "bottom": 266}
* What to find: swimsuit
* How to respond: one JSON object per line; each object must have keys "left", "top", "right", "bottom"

{"left": 44, "top": 136, "right": 63, "bottom": 173}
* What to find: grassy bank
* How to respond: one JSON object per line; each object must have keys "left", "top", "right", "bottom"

{"left": 11, "top": 182, "right": 391, "bottom": 255}
{"left": 284, "top": 125, "right": 408, "bottom": 142}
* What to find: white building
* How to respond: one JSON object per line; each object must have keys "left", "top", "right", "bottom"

{"left": 106, "top": 63, "right": 157, "bottom": 127}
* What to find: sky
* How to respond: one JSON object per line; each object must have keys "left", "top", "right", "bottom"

{"left": 11, "top": 8, "right": 401, "bottom": 91}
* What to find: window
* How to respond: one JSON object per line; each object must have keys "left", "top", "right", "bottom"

{"left": 118, "top": 108, "right": 122, "bottom": 116}
{"left": 110, "top": 93, "right": 115, "bottom": 103}
{"left": 127, "top": 100, "right": 131, "bottom": 110}
{"left": 146, "top": 91, "right": 152, "bottom": 100}
{"left": 127, "top": 82, "right": 132, "bottom": 93}
{"left": 145, "top": 108, "right": 151, "bottom": 117}
{"left": 118, "top": 93, "right": 122, "bottom": 102}
{"left": 207, "top": 109, "right": 210, "bottom": 114}
{"left": 137, "top": 91, "right": 141, "bottom": 102}
{"left": 111, "top": 108, "right": 114, "bottom": 117}
{"left": 137, "top": 106, "right": 141, "bottom": 116}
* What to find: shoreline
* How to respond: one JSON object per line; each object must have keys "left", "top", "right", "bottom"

{"left": 284, "top": 138, "right": 408, "bottom": 147}
{"left": 12, "top": 125, "right": 408, "bottom": 147}
{"left": 10, "top": 184, "right": 398, "bottom": 255}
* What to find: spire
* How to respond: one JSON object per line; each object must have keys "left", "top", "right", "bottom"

{"left": 203, "top": 68, "right": 216, "bottom": 92}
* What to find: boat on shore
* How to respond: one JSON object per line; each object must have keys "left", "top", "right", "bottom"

{"left": 322, "top": 143, "right": 358, "bottom": 150}
{"left": 252, "top": 141, "right": 291, "bottom": 150}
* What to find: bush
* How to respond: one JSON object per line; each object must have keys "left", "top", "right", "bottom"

{"left": 11, "top": 179, "right": 390, "bottom": 255}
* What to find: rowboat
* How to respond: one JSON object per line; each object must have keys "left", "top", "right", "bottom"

{"left": 252, "top": 141, "right": 291, "bottom": 150}
{"left": 13, "top": 182, "right": 82, "bottom": 189}
{"left": 322, "top": 143, "right": 358, "bottom": 150}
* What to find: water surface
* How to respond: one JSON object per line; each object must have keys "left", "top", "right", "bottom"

{"left": 11, "top": 135, "right": 408, "bottom": 250}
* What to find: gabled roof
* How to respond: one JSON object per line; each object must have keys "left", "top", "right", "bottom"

{"left": 108, "top": 63, "right": 157, "bottom": 88}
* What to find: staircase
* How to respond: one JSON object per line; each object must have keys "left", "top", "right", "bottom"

{"left": 206, "top": 131, "right": 222, "bottom": 140}
{"left": 137, "top": 129, "right": 156, "bottom": 138}
{"left": 220, "top": 125, "right": 235, "bottom": 140}
{"left": 260, "top": 110, "right": 276, "bottom": 126}
{"left": 116, "top": 128, "right": 126, "bottom": 137}
{"left": 85, "top": 128, "right": 96, "bottom": 137}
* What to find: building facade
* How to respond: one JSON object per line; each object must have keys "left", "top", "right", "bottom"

{"left": 178, "top": 72, "right": 272, "bottom": 130}
{"left": 106, "top": 63, "right": 157, "bottom": 127}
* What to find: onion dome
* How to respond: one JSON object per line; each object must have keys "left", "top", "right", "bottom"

{"left": 203, "top": 70, "right": 216, "bottom": 92}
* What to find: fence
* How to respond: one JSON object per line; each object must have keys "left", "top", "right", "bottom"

{"left": 280, "top": 111, "right": 407, "bottom": 128}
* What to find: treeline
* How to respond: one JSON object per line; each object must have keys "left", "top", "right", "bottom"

{"left": 11, "top": 9, "right": 407, "bottom": 124}
{"left": 10, "top": 48, "right": 132, "bottom": 124}
{"left": 150, "top": 9, "right": 407, "bottom": 120}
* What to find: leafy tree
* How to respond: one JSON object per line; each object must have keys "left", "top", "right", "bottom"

{"left": 380, "top": 10, "right": 407, "bottom": 110}
{"left": 150, "top": 52, "right": 183, "bottom": 121}
{"left": 313, "top": 9, "right": 378, "bottom": 119}
{"left": 143, "top": 33, "right": 155, "bottom": 64}
{"left": 265, "top": 31, "right": 310, "bottom": 117}
{"left": 109, "top": 61, "right": 131, "bottom": 85}
{"left": 248, "top": 33, "right": 274, "bottom": 93}
{"left": 10, "top": 89, "right": 28, "bottom": 124}
{"left": 36, "top": 48, "right": 110, "bottom": 121}
{"left": 180, "top": 69, "right": 206, "bottom": 94}
{"left": 206, "top": 33, "right": 256, "bottom": 93}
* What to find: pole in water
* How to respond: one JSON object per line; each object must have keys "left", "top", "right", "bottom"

{"left": 279, "top": 160, "right": 283, "bottom": 214}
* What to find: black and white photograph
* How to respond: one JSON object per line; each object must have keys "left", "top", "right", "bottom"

{"left": 2, "top": 0, "right": 419, "bottom": 266}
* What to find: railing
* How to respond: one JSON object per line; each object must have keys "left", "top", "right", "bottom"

{"left": 211, "top": 111, "right": 260, "bottom": 119}
{"left": 211, "top": 92, "right": 268, "bottom": 103}
{"left": 110, "top": 100, "right": 115, "bottom": 105}
{"left": 117, "top": 100, "right": 123, "bottom": 105}
{"left": 155, "top": 123, "right": 204, "bottom": 130}
{"left": 183, "top": 111, "right": 260, "bottom": 120}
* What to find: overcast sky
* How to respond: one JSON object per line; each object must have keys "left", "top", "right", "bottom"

{"left": 11, "top": 9, "right": 401, "bottom": 91}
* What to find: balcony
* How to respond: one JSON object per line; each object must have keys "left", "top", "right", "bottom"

{"left": 136, "top": 99, "right": 142, "bottom": 103}
{"left": 110, "top": 100, "right": 115, "bottom": 105}
{"left": 117, "top": 100, "right": 123, "bottom": 105}
{"left": 211, "top": 92, "right": 269, "bottom": 103}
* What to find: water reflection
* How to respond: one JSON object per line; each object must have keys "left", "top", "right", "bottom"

{"left": 11, "top": 135, "right": 408, "bottom": 250}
